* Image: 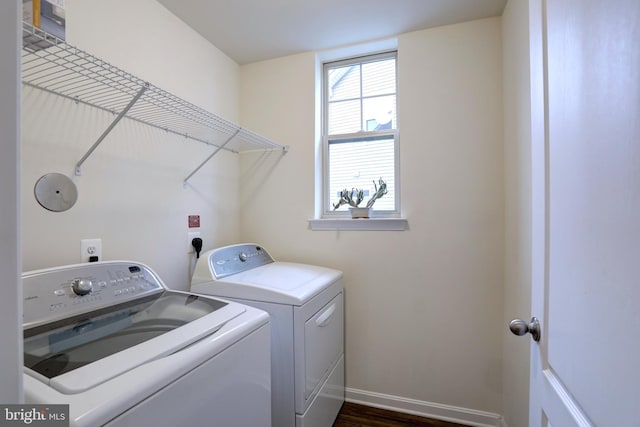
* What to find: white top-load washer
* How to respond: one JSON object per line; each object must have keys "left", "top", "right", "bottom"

{"left": 191, "top": 243, "right": 344, "bottom": 427}
{"left": 22, "top": 261, "right": 271, "bottom": 427}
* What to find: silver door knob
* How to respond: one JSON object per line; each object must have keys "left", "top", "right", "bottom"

{"left": 509, "top": 317, "right": 541, "bottom": 342}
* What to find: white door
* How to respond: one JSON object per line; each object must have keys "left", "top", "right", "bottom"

{"left": 525, "top": 0, "right": 640, "bottom": 426}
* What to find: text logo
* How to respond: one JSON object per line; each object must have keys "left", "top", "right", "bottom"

{"left": 1, "top": 405, "right": 69, "bottom": 426}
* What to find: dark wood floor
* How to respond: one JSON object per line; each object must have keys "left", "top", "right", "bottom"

{"left": 333, "top": 402, "right": 470, "bottom": 427}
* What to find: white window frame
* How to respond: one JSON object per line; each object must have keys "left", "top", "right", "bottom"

{"left": 321, "top": 51, "right": 400, "bottom": 219}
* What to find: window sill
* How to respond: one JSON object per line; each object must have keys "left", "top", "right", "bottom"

{"left": 308, "top": 218, "right": 408, "bottom": 231}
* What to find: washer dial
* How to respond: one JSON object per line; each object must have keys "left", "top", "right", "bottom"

{"left": 72, "top": 278, "right": 93, "bottom": 296}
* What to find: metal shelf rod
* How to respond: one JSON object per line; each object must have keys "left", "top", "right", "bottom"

{"left": 183, "top": 130, "right": 240, "bottom": 186}
{"left": 75, "top": 83, "right": 148, "bottom": 175}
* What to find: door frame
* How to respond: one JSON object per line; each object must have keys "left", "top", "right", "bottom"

{"left": 528, "top": 0, "right": 546, "bottom": 423}
{"left": 0, "top": 0, "right": 23, "bottom": 403}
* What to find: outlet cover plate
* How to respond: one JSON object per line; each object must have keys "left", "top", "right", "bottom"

{"left": 81, "top": 238, "right": 102, "bottom": 263}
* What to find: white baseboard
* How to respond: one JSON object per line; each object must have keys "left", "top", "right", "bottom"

{"left": 345, "top": 387, "right": 507, "bottom": 427}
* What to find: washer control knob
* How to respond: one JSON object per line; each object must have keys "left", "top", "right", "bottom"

{"left": 72, "top": 278, "right": 93, "bottom": 296}
{"left": 238, "top": 252, "right": 248, "bottom": 262}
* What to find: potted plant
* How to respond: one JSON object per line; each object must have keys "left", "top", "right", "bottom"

{"left": 332, "top": 178, "right": 387, "bottom": 218}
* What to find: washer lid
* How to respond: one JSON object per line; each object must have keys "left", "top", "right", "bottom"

{"left": 23, "top": 291, "right": 245, "bottom": 394}
{"left": 191, "top": 262, "right": 343, "bottom": 306}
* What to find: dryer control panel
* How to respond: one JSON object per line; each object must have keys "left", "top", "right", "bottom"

{"left": 22, "top": 261, "right": 164, "bottom": 329}
{"left": 208, "top": 244, "right": 274, "bottom": 279}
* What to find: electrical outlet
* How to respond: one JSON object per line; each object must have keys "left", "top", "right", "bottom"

{"left": 81, "top": 238, "right": 102, "bottom": 263}
{"left": 187, "top": 231, "right": 201, "bottom": 254}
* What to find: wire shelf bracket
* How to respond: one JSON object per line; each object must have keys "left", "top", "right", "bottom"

{"left": 75, "top": 83, "right": 148, "bottom": 176}
{"left": 183, "top": 129, "right": 239, "bottom": 187}
{"left": 21, "top": 22, "right": 288, "bottom": 180}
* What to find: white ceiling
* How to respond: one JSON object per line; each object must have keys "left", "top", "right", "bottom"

{"left": 156, "top": 0, "right": 507, "bottom": 65}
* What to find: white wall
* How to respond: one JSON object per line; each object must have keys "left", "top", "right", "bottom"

{"left": 21, "top": 0, "right": 242, "bottom": 289}
{"left": 501, "top": 1, "right": 533, "bottom": 426}
{"left": 0, "top": 0, "right": 23, "bottom": 403}
{"left": 239, "top": 17, "right": 505, "bottom": 416}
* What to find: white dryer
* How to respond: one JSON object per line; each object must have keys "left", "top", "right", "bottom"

{"left": 22, "top": 261, "right": 271, "bottom": 427}
{"left": 191, "top": 243, "right": 344, "bottom": 427}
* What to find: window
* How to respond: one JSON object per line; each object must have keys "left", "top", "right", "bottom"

{"left": 322, "top": 51, "right": 399, "bottom": 217}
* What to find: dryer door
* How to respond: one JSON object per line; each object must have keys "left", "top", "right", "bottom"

{"left": 303, "top": 293, "right": 343, "bottom": 402}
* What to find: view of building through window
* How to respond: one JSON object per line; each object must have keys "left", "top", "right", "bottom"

{"left": 324, "top": 53, "right": 398, "bottom": 213}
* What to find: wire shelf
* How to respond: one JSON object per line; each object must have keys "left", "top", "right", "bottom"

{"left": 21, "top": 22, "right": 286, "bottom": 181}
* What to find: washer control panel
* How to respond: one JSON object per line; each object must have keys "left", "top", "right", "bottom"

{"left": 23, "top": 261, "right": 165, "bottom": 328}
{"left": 209, "top": 244, "right": 274, "bottom": 279}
